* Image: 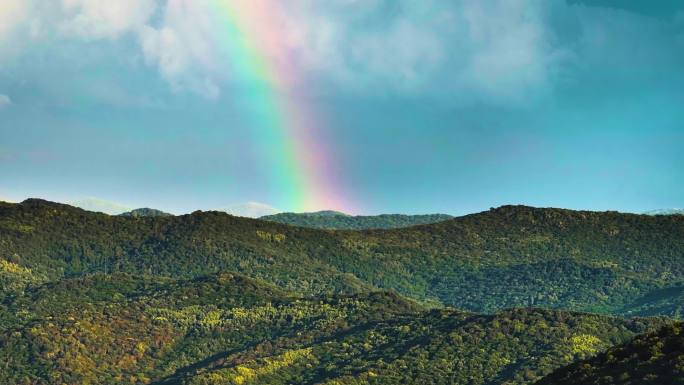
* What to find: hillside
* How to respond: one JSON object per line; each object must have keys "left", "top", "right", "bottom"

{"left": 119, "top": 208, "right": 174, "bottom": 218}
{"left": 0, "top": 272, "right": 671, "bottom": 385}
{"left": 260, "top": 211, "right": 453, "bottom": 229}
{"left": 536, "top": 322, "right": 684, "bottom": 385}
{"left": 1, "top": 199, "right": 683, "bottom": 384}
{"left": 1, "top": 199, "right": 684, "bottom": 315}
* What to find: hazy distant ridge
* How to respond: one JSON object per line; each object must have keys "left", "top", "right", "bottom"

{"left": 260, "top": 211, "right": 453, "bottom": 229}
{"left": 644, "top": 208, "right": 684, "bottom": 216}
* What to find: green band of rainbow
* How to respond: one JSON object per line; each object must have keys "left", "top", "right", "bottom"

{"left": 210, "top": 0, "right": 348, "bottom": 212}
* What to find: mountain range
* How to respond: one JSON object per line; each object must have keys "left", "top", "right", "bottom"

{"left": 260, "top": 211, "right": 453, "bottom": 229}
{"left": 100, "top": 205, "right": 457, "bottom": 230}
{"left": 1, "top": 199, "right": 683, "bottom": 384}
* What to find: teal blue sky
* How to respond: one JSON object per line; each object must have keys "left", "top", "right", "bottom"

{"left": 0, "top": 0, "right": 683, "bottom": 215}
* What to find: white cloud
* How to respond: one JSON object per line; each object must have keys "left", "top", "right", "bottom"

{"left": 0, "top": 94, "right": 12, "bottom": 108}
{"left": 0, "top": 0, "right": 28, "bottom": 42}
{"left": 70, "top": 197, "right": 133, "bottom": 215}
{"left": 347, "top": 17, "right": 445, "bottom": 91}
{"left": 59, "top": 0, "right": 157, "bottom": 39}
{"left": 257, "top": 0, "right": 566, "bottom": 101}
{"left": 138, "top": 0, "right": 220, "bottom": 98}
{"left": 0, "top": 0, "right": 33, "bottom": 63}
{"left": 0, "top": 0, "right": 574, "bottom": 102}
{"left": 221, "top": 201, "right": 281, "bottom": 218}
{"left": 459, "top": 0, "right": 564, "bottom": 103}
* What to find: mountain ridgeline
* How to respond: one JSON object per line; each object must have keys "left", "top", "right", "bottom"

{"left": 2, "top": 199, "right": 684, "bottom": 315}
{"left": 1, "top": 199, "right": 684, "bottom": 384}
{"left": 260, "top": 210, "right": 453, "bottom": 229}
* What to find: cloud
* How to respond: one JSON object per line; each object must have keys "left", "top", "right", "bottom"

{"left": 345, "top": 16, "right": 445, "bottom": 91}
{"left": 138, "top": 0, "right": 220, "bottom": 98}
{"left": 221, "top": 201, "right": 281, "bottom": 218}
{"left": 0, "top": 0, "right": 565, "bottom": 102}
{"left": 59, "top": 0, "right": 157, "bottom": 39}
{"left": 246, "top": 0, "right": 566, "bottom": 101}
{"left": 0, "top": 0, "right": 28, "bottom": 42}
{"left": 7, "top": 0, "right": 667, "bottom": 105}
{"left": 106, "top": 0, "right": 564, "bottom": 100}
{"left": 70, "top": 197, "right": 132, "bottom": 215}
{"left": 458, "top": 0, "right": 566, "bottom": 103}
{"left": 0, "top": 94, "right": 12, "bottom": 108}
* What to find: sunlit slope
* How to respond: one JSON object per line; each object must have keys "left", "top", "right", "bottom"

{"left": 0, "top": 272, "right": 669, "bottom": 385}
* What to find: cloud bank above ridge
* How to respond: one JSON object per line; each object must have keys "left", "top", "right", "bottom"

{"left": 0, "top": 0, "right": 604, "bottom": 104}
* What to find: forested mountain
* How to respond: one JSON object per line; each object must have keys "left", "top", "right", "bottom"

{"left": 2, "top": 199, "right": 684, "bottom": 315}
{"left": 260, "top": 211, "right": 453, "bottom": 229}
{"left": 536, "top": 322, "right": 684, "bottom": 385}
{"left": 0, "top": 272, "right": 671, "bottom": 385}
{"left": 119, "top": 208, "right": 174, "bottom": 218}
{"left": 2, "top": 199, "right": 684, "bottom": 384}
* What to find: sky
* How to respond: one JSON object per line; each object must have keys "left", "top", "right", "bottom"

{"left": 0, "top": 0, "right": 683, "bottom": 216}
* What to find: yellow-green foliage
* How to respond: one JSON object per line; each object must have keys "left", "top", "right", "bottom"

{"left": 2, "top": 223, "right": 34, "bottom": 233}
{"left": 149, "top": 299, "right": 361, "bottom": 332}
{"left": 190, "top": 348, "right": 315, "bottom": 385}
{"left": 588, "top": 260, "right": 619, "bottom": 269}
{"left": 0, "top": 259, "right": 31, "bottom": 274}
{"left": 570, "top": 334, "right": 603, "bottom": 355}
{"left": 256, "top": 230, "right": 286, "bottom": 242}
{"left": 21, "top": 308, "right": 177, "bottom": 385}
{"left": 0, "top": 258, "right": 43, "bottom": 292}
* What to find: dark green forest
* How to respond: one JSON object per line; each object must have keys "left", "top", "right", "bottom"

{"left": 1, "top": 199, "right": 684, "bottom": 384}
{"left": 120, "top": 208, "right": 175, "bottom": 218}
{"left": 3, "top": 199, "right": 684, "bottom": 314}
{"left": 259, "top": 211, "right": 453, "bottom": 230}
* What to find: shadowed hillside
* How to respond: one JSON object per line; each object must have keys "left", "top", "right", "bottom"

{"left": 536, "top": 322, "right": 684, "bottom": 385}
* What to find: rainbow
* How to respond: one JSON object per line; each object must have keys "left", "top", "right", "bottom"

{"left": 208, "top": 0, "right": 349, "bottom": 213}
